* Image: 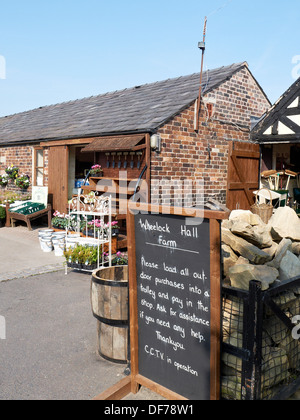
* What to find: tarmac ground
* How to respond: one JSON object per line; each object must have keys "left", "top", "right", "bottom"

{"left": 0, "top": 223, "right": 159, "bottom": 400}
{"left": 1, "top": 222, "right": 300, "bottom": 401}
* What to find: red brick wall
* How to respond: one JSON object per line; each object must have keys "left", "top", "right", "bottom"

{"left": 0, "top": 145, "right": 33, "bottom": 198}
{"left": 151, "top": 66, "right": 270, "bottom": 206}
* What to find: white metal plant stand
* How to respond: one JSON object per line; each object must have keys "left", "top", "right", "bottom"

{"left": 65, "top": 193, "right": 112, "bottom": 273}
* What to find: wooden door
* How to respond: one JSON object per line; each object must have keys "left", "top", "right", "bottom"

{"left": 226, "top": 141, "right": 261, "bottom": 211}
{"left": 48, "top": 145, "right": 69, "bottom": 213}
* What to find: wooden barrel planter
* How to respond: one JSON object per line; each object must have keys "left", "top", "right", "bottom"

{"left": 91, "top": 265, "right": 129, "bottom": 364}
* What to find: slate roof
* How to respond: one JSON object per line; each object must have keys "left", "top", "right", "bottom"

{"left": 0, "top": 62, "right": 251, "bottom": 145}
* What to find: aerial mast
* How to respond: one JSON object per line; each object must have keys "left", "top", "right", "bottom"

{"left": 195, "top": 17, "right": 207, "bottom": 132}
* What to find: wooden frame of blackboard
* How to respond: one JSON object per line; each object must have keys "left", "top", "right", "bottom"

{"left": 93, "top": 203, "right": 229, "bottom": 401}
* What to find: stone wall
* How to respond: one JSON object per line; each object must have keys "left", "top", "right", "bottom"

{"left": 221, "top": 207, "right": 300, "bottom": 400}
{"left": 222, "top": 207, "right": 300, "bottom": 289}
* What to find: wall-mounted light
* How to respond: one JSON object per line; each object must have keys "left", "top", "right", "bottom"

{"left": 150, "top": 134, "right": 161, "bottom": 152}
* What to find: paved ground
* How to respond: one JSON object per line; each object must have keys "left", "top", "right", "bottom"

{"left": 0, "top": 225, "right": 65, "bottom": 282}
{"left": 0, "top": 270, "right": 127, "bottom": 400}
{"left": 2, "top": 224, "right": 299, "bottom": 401}
{"left": 0, "top": 224, "right": 158, "bottom": 400}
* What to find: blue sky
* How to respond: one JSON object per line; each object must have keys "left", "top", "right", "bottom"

{"left": 0, "top": 0, "right": 299, "bottom": 117}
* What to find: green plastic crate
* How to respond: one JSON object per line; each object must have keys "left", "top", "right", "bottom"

{"left": 11, "top": 201, "right": 46, "bottom": 215}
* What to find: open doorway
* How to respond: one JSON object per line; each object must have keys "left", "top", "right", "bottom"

{"left": 68, "top": 146, "right": 95, "bottom": 200}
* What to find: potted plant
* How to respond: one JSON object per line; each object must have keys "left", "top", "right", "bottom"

{"left": 111, "top": 251, "right": 128, "bottom": 266}
{"left": 52, "top": 211, "right": 69, "bottom": 230}
{"left": 64, "top": 244, "right": 102, "bottom": 271}
{"left": 0, "top": 174, "right": 9, "bottom": 187}
{"left": 70, "top": 244, "right": 81, "bottom": 269}
{"left": 15, "top": 174, "right": 30, "bottom": 190}
{"left": 0, "top": 206, "right": 6, "bottom": 227}
{"left": 1, "top": 191, "right": 30, "bottom": 205}
{"left": 110, "top": 220, "right": 120, "bottom": 237}
{"left": 87, "top": 220, "right": 120, "bottom": 238}
{"left": 89, "top": 164, "right": 103, "bottom": 177}
{"left": 52, "top": 211, "right": 79, "bottom": 231}
{"left": 83, "top": 191, "right": 96, "bottom": 204}
{"left": 86, "top": 219, "right": 102, "bottom": 236}
{"left": 63, "top": 247, "right": 72, "bottom": 266}
{"left": 5, "top": 165, "right": 19, "bottom": 180}
{"left": 83, "top": 246, "right": 99, "bottom": 271}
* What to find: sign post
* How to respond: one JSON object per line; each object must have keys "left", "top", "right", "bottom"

{"left": 94, "top": 203, "right": 228, "bottom": 401}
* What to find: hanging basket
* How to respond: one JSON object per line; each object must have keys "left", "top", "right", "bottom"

{"left": 251, "top": 188, "right": 273, "bottom": 224}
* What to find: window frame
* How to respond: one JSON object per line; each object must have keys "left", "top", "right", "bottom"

{"left": 33, "top": 147, "right": 45, "bottom": 187}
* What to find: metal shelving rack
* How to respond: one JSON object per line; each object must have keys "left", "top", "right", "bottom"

{"left": 65, "top": 193, "right": 112, "bottom": 272}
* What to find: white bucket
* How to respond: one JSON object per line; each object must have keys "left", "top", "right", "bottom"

{"left": 39, "top": 229, "right": 54, "bottom": 237}
{"left": 53, "top": 238, "right": 65, "bottom": 257}
{"left": 52, "top": 232, "right": 66, "bottom": 240}
{"left": 39, "top": 229, "right": 54, "bottom": 252}
{"left": 65, "top": 233, "right": 80, "bottom": 249}
{"left": 65, "top": 239, "right": 78, "bottom": 249}
{"left": 40, "top": 237, "right": 53, "bottom": 253}
{"left": 67, "top": 233, "right": 80, "bottom": 239}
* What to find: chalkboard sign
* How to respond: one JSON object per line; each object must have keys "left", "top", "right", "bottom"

{"left": 135, "top": 213, "right": 211, "bottom": 400}
{"left": 92, "top": 204, "right": 228, "bottom": 401}
{"left": 126, "top": 204, "right": 226, "bottom": 401}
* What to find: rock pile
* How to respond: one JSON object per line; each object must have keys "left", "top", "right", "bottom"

{"left": 221, "top": 206, "right": 300, "bottom": 400}
{"left": 222, "top": 206, "right": 300, "bottom": 290}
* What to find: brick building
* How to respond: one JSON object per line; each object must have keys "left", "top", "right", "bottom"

{"left": 0, "top": 62, "right": 270, "bottom": 212}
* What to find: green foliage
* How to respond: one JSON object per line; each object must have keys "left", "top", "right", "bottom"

{"left": 0, "top": 206, "right": 6, "bottom": 220}
{"left": 5, "top": 165, "right": 19, "bottom": 180}
{"left": 64, "top": 245, "right": 128, "bottom": 268}
{"left": 64, "top": 244, "right": 101, "bottom": 266}
{"left": 0, "top": 191, "right": 31, "bottom": 205}
{"left": 52, "top": 211, "right": 83, "bottom": 231}
{"left": 0, "top": 174, "right": 9, "bottom": 187}
{"left": 111, "top": 252, "right": 128, "bottom": 266}
{"left": 15, "top": 174, "right": 30, "bottom": 189}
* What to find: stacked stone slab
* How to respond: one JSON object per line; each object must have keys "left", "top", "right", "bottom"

{"left": 221, "top": 207, "right": 300, "bottom": 400}
{"left": 222, "top": 207, "right": 300, "bottom": 289}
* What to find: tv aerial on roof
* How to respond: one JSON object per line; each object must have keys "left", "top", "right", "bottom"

{"left": 195, "top": 16, "right": 207, "bottom": 132}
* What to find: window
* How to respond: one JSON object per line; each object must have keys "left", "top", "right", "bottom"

{"left": 34, "top": 148, "right": 44, "bottom": 186}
